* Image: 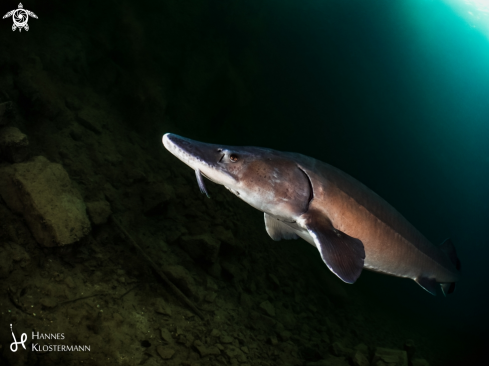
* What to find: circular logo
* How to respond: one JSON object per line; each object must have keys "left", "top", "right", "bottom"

{"left": 12, "top": 9, "right": 28, "bottom": 29}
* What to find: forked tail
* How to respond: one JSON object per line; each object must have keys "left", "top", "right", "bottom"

{"left": 439, "top": 238, "right": 461, "bottom": 296}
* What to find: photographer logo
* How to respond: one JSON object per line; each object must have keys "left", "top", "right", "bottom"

{"left": 10, "top": 324, "right": 27, "bottom": 352}
{"left": 3, "top": 3, "right": 38, "bottom": 32}
{"left": 9, "top": 324, "right": 90, "bottom": 352}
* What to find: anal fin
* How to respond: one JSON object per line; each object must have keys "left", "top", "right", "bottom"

{"left": 415, "top": 276, "right": 438, "bottom": 296}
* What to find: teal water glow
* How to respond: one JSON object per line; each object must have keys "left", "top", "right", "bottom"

{"left": 447, "top": 0, "right": 489, "bottom": 36}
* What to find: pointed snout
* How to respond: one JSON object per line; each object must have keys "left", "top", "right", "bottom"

{"left": 162, "top": 133, "right": 189, "bottom": 154}
{"left": 162, "top": 133, "right": 219, "bottom": 171}
{"left": 162, "top": 133, "right": 235, "bottom": 186}
{"left": 163, "top": 133, "right": 204, "bottom": 170}
{"left": 162, "top": 133, "right": 173, "bottom": 151}
{"left": 162, "top": 133, "right": 206, "bottom": 153}
{"left": 162, "top": 133, "right": 236, "bottom": 186}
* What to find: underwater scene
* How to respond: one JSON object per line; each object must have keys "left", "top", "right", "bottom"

{"left": 0, "top": 0, "right": 488, "bottom": 365}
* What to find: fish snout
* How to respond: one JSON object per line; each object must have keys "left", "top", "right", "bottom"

{"left": 162, "top": 133, "right": 236, "bottom": 186}
{"left": 162, "top": 133, "right": 210, "bottom": 168}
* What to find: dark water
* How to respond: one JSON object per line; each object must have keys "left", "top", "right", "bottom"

{"left": 1, "top": 0, "right": 487, "bottom": 364}
{"left": 203, "top": 0, "right": 489, "bottom": 357}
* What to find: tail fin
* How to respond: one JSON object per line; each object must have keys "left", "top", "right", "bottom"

{"left": 439, "top": 238, "right": 461, "bottom": 296}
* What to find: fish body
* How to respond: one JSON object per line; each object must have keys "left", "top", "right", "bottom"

{"left": 162, "top": 133, "right": 461, "bottom": 295}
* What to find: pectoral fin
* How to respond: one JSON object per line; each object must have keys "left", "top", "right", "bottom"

{"left": 264, "top": 213, "right": 299, "bottom": 241}
{"left": 299, "top": 211, "right": 365, "bottom": 284}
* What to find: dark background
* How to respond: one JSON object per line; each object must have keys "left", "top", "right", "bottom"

{"left": 1, "top": 0, "right": 487, "bottom": 362}
{"left": 193, "top": 0, "right": 489, "bottom": 338}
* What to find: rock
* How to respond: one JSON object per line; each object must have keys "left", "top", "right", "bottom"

{"left": 64, "top": 276, "right": 76, "bottom": 288}
{"left": 0, "top": 156, "right": 91, "bottom": 246}
{"left": 276, "top": 308, "right": 297, "bottom": 330}
{"left": 40, "top": 298, "right": 57, "bottom": 308}
{"left": 180, "top": 234, "right": 221, "bottom": 263}
{"left": 207, "top": 346, "right": 222, "bottom": 356}
{"left": 193, "top": 340, "right": 206, "bottom": 356}
{"left": 412, "top": 359, "right": 430, "bottom": 366}
{"left": 160, "top": 328, "right": 174, "bottom": 343}
{"left": 86, "top": 200, "right": 112, "bottom": 225}
{"left": 8, "top": 242, "right": 30, "bottom": 267}
{"left": 155, "top": 298, "right": 172, "bottom": 316}
{"left": 210, "top": 329, "right": 220, "bottom": 337}
{"left": 372, "top": 347, "right": 408, "bottom": 366}
{"left": 259, "top": 300, "right": 276, "bottom": 317}
{"left": 0, "top": 127, "right": 28, "bottom": 147}
{"left": 162, "top": 265, "right": 198, "bottom": 299}
{"left": 330, "top": 342, "right": 354, "bottom": 357}
{"left": 212, "top": 225, "right": 242, "bottom": 252}
{"left": 193, "top": 340, "right": 221, "bottom": 357}
{"left": 0, "top": 126, "right": 29, "bottom": 163}
{"left": 224, "top": 345, "right": 247, "bottom": 362}
{"left": 219, "top": 335, "right": 233, "bottom": 344}
{"left": 156, "top": 345, "right": 175, "bottom": 360}
{"left": 177, "top": 333, "right": 192, "bottom": 346}
{"left": 250, "top": 311, "right": 277, "bottom": 328}
{"left": 352, "top": 349, "right": 370, "bottom": 366}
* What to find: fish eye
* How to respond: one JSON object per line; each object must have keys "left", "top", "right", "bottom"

{"left": 217, "top": 148, "right": 222, "bottom": 152}
{"left": 229, "top": 154, "right": 239, "bottom": 162}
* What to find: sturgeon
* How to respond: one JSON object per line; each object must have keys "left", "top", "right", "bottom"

{"left": 162, "top": 133, "right": 461, "bottom": 295}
